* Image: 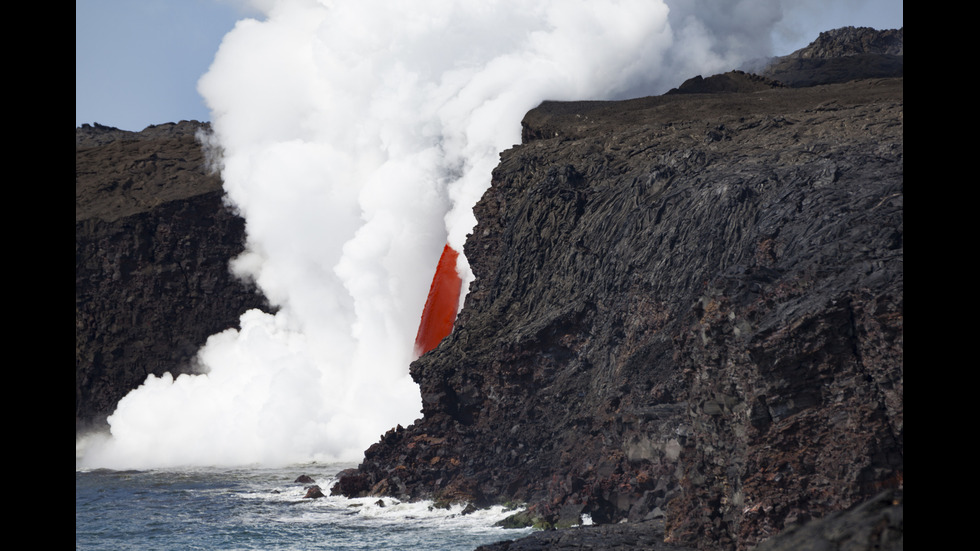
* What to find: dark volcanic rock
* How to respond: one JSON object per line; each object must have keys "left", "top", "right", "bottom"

{"left": 476, "top": 520, "right": 694, "bottom": 551}
{"left": 751, "top": 489, "right": 902, "bottom": 551}
{"left": 75, "top": 120, "right": 272, "bottom": 431}
{"left": 781, "top": 26, "right": 903, "bottom": 58}
{"left": 336, "top": 57, "right": 902, "bottom": 551}
{"left": 304, "top": 485, "right": 325, "bottom": 499}
{"left": 760, "top": 27, "right": 904, "bottom": 87}
{"left": 665, "top": 71, "right": 785, "bottom": 95}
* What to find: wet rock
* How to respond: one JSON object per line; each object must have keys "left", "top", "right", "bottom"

{"left": 330, "top": 469, "right": 371, "bottom": 497}
{"left": 303, "top": 485, "right": 325, "bottom": 499}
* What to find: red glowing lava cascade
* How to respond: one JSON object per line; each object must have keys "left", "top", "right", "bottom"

{"left": 413, "top": 244, "right": 463, "bottom": 358}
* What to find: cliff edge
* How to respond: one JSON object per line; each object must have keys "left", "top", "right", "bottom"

{"left": 75, "top": 121, "right": 271, "bottom": 430}
{"left": 335, "top": 29, "right": 903, "bottom": 551}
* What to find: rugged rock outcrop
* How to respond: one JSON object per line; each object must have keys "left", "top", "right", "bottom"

{"left": 759, "top": 26, "right": 903, "bottom": 87}
{"left": 335, "top": 30, "right": 902, "bottom": 551}
{"left": 665, "top": 71, "right": 785, "bottom": 95}
{"left": 75, "top": 120, "right": 271, "bottom": 430}
{"left": 676, "top": 27, "right": 903, "bottom": 95}
{"left": 750, "top": 489, "right": 902, "bottom": 551}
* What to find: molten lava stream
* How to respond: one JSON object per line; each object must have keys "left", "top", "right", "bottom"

{"left": 414, "top": 244, "right": 462, "bottom": 358}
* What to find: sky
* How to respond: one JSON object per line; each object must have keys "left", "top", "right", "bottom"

{"left": 76, "top": 0, "right": 256, "bottom": 131}
{"left": 76, "top": 0, "right": 903, "bottom": 132}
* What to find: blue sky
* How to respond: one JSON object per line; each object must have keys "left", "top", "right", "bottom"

{"left": 76, "top": 0, "right": 255, "bottom": 131}
{"left": 75, "top": 0, "right": 903, "bottom": 132}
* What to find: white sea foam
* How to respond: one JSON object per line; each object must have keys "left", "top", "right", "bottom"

{"left": 245, "top": 480, "right": 530, "bottom": 534}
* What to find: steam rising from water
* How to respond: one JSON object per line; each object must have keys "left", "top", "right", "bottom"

{"left": 78, "top": 0, "right": 827, "bottom": 470}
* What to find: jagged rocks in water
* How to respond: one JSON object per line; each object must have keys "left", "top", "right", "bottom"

{"left": 303, "top": 485, "right": 325, "bottom": 499}
{"left": 751, "top": 490, "right": 903, "bottom": 551}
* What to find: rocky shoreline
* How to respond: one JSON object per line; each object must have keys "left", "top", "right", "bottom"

{"left": 475, "top": 489, "right": 901, "bottom": 550}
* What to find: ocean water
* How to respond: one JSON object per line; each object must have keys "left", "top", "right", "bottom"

{"left": 75, "top": 464, "right": 532, "bottom": 550}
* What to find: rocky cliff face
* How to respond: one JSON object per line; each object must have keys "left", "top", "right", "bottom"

{"left": 75, "top": 121, "right": 271, "bottom": 430}
{"left": 335, "top": 31, "right": 903, "bottom": 551}
{"left": 759, "top": 26, "right": 903, "bottom": 88}
{"left": 75, "top": 27, "right": 902, "bottom": 551}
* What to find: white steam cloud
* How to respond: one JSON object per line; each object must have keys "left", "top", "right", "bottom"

{"left": 77, "top": 0, "right": 857, "bottom": 470}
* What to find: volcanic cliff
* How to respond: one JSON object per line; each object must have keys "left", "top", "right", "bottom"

{"left": 75, "top": 26, "right": 902, "bottom": 551}
{"left": 75, "top": 121, "right": 272, "bottom": 431}
{"left": 334, "top": 27, "right": 903, "bottom": 550}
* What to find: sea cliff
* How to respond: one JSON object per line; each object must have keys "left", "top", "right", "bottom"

{"left": 76, "top": 27, "right": 903, "bottom": 551}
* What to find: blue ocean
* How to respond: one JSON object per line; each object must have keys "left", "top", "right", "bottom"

{"left": 75, "top": 464, "right": 532, "bottom": 550}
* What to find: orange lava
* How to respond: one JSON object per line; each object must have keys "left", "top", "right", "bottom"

{"left": 413, "top": 244, "right": 462, "bottom": 358}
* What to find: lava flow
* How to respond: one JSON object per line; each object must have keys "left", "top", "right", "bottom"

{"left": 413, "top": 244, "right": 462, "bottom": 358}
